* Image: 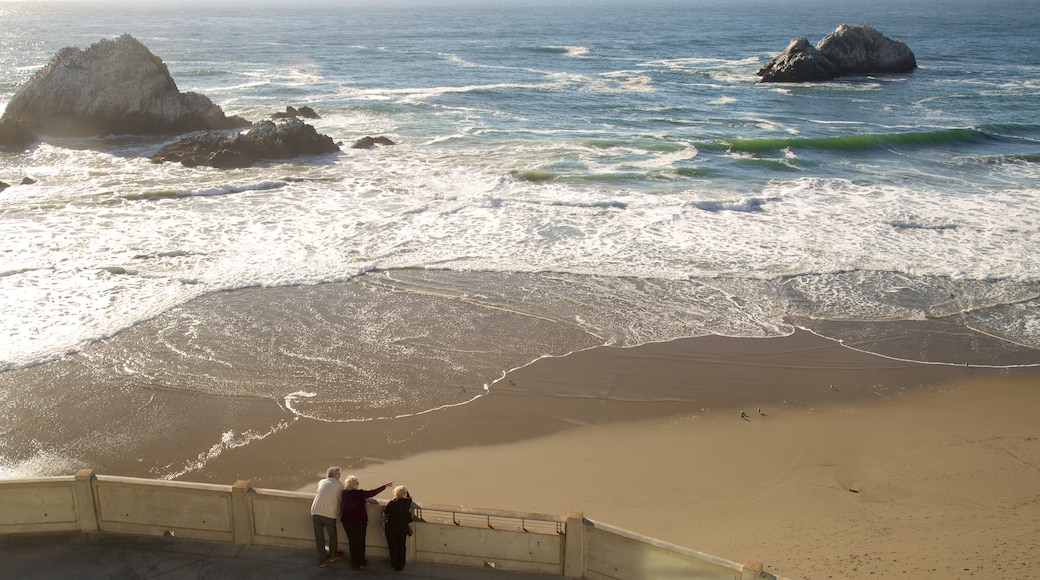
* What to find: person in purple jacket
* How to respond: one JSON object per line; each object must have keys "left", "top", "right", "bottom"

{"left": 340, "top": 475, "right": 393, "bottom": 570}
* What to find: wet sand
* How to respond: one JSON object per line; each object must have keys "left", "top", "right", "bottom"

{"left": 226, "top": 329, "right": 1025, "bottom": 488}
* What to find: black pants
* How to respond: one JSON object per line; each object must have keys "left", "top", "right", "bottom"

{"left": 343, "top": 522, "right": 368, "bottom": 569}
{"left": 385, "top": 528, "right": 408, "bottom": 570}
{"left": 311, "top": 515, "right": 338, "bottom": 562}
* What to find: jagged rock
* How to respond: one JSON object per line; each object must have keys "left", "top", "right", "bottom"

{"left": 757, "top": 37, "right": 839, "bottom": 83}
{"left": 758, "top": 24, "right": 916, "bottom": 83}
{"left": 272, "top": 106, "right": 320, "bottom": 120}
{"left": 0, "top": 181, "right": 8, "bottom": 192}
{"left": 0, "top": 34, "right": 251, "bottom": 137}
{"left": 817, "top": 24, "right": 916, "bottom": 75}
{"left": 149, "top": 117, "right": 340, "bottom": 169}
{"left": 351, "top": 136, "right": 396, "bottom": 149}
{"left": 0, "top": 118, "right": 37, "bottom": 151}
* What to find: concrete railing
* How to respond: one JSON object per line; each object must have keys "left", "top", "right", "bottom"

{"left": 0, "top": 470, "right": 780, "bottom": 579}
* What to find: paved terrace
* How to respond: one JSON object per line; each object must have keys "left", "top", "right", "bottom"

{"left": 1, "top": 530, "right": 555, "bottom": 580}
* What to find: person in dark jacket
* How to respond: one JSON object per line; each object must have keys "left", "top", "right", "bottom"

{"left": 340, "top": 475, "right": 392, "bottom": 570}
{"left": 383, "top": 486, "right": 415, "bottom": 571}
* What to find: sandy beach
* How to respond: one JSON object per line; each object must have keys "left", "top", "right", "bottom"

{"left": 348, "top": 373, "right": 1040, "bottom": 579}
{"left": 255, "top": 329, "right": 1040, "bottom": 580}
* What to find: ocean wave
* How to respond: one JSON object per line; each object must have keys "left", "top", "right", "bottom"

{"left": 124, "top": 181, "right": 288, "bottom": 200}
{"left": 509, "top": 169, "right": 558, "bottom": 182}
{"left": 177, "top": 67, "right": 235, "bottom": 78}
{"left": 977, "top": 123, "right": 1040, "bottom": 136}
{"left": 510, "top": 169, "right": 664, "bottom": 186}
{"left": 550, "top": 199, "right": 627, "bottom": 210}
{"left": 580, "top": 138, "right": 689, "bottom": 153}
{"left": 161, "top": 419, "right": 296, "bottom": 480}
{"left": 672, "top": 167, "right": 707, "bottom": 178}
{"left": 528, "top": 45, "right": 591, "bottom": 57}
{"left": 0, "top": 267, "right": 48, "bottom": 278}
{"left": 1005, "top": 153, "right": 1040, "bottom": 163}
{"left": 712, "top": 128, "right": 997, "bottom": 154}
{"left": 584, "top": 172, "right": 654, "bottom": 183}
{"left": 692, "top": 197, "right": 777, "bottom": 213}
{"left": 731, "top": 157, "right": 805, "bottom": 171}
{"left": 886, "top": 220, "right": 958, "bottom": 231}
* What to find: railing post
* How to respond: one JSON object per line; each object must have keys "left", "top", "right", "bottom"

{"left": 73, "top": 469, "right": 98, "bottom": 532}
{"left": 231, "top": 480, "right": 254, "bottom": 545}
{"left": 563, "top": 510, "right": 586, "bottom": 578}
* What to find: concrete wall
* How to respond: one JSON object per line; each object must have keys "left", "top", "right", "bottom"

{"left": 0, "top": 476, "right": 79, "bottom": 534}
{"left": 0, "top": 471, "right": 779, "bottom": 580}
{"left": 416, "top": 522, "right": 563, "bottom": 574}
{"left": 93, "top": 475, "right": 234, "bottom": 542}
{"left": 578, "top": 519, "right": 764, "bottom": 580}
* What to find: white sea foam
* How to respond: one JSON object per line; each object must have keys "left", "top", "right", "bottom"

{"left": 4, "top": 133, "right": 1040, "bottom": 371}
{"left": 692, "top": 197, "right": 775, "bottom": 213}
{"left": 161, "top": 420, "right": 296, "bottom": 480}
{"left": 0, "top": 451, "right": 81, "bottom": 480}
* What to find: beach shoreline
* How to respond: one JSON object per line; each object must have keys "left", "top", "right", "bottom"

{"left": 210, "top": 328, "right": 1024, "bottom": 488}
{"left": 181, "top": 327, "right": 1033, "bottom": 485}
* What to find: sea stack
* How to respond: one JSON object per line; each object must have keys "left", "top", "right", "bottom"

{"left": 0, "top": 34, "right": 250, "bottom": 137}
{"left": 758, "top": 24, "right": 916, "bottom": 83}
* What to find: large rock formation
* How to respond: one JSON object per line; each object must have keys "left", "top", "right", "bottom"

{"left": 754, "top": 37, "right": 839, "bottom": 83}
{"left": 0, "top": 118, "right": 36, "bottom": 151}
{"left": 758, "top": 24, "right": 916, "bottom": 83}
{"left": 0, "top": 34, "right": 250, "bottom": 137}
{"left": 149, "top": 117, "right": 340, "bottom": 169}
{"left": 817, "top": 24, "right": 917, "bottom": 75}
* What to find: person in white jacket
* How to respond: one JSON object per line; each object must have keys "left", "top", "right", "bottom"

{"left": 310, "top": 466, "right": 345, "bottom": 567}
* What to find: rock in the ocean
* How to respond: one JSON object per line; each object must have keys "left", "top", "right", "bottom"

{"left": 0, "top": 34, "right": 250, "bottom": 137}
{"left": 756, "top": 37, "right": 839, "bottom": 83}
{"left": 271, "top": 106, "right": 321, "bottom": 120}
{"left": 817, "top": 24, "right": 917, "bottom": 75}
{"left": 351, "top": 136, "right": 396, "bottom": 149}
{"left": 758, "top": 24, "right": 916, "bottom": 83}
{"left": 150, "top": 117, "right": 340, "bottom": 169}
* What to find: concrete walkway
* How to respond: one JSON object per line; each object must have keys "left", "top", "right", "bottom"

{"left": 0, "top": 531, "right": 557, "bottom": 579}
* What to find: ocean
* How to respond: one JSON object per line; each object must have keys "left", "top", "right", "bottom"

{"left": 1, "top": 0, "right": 1038, "bottom": 479}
